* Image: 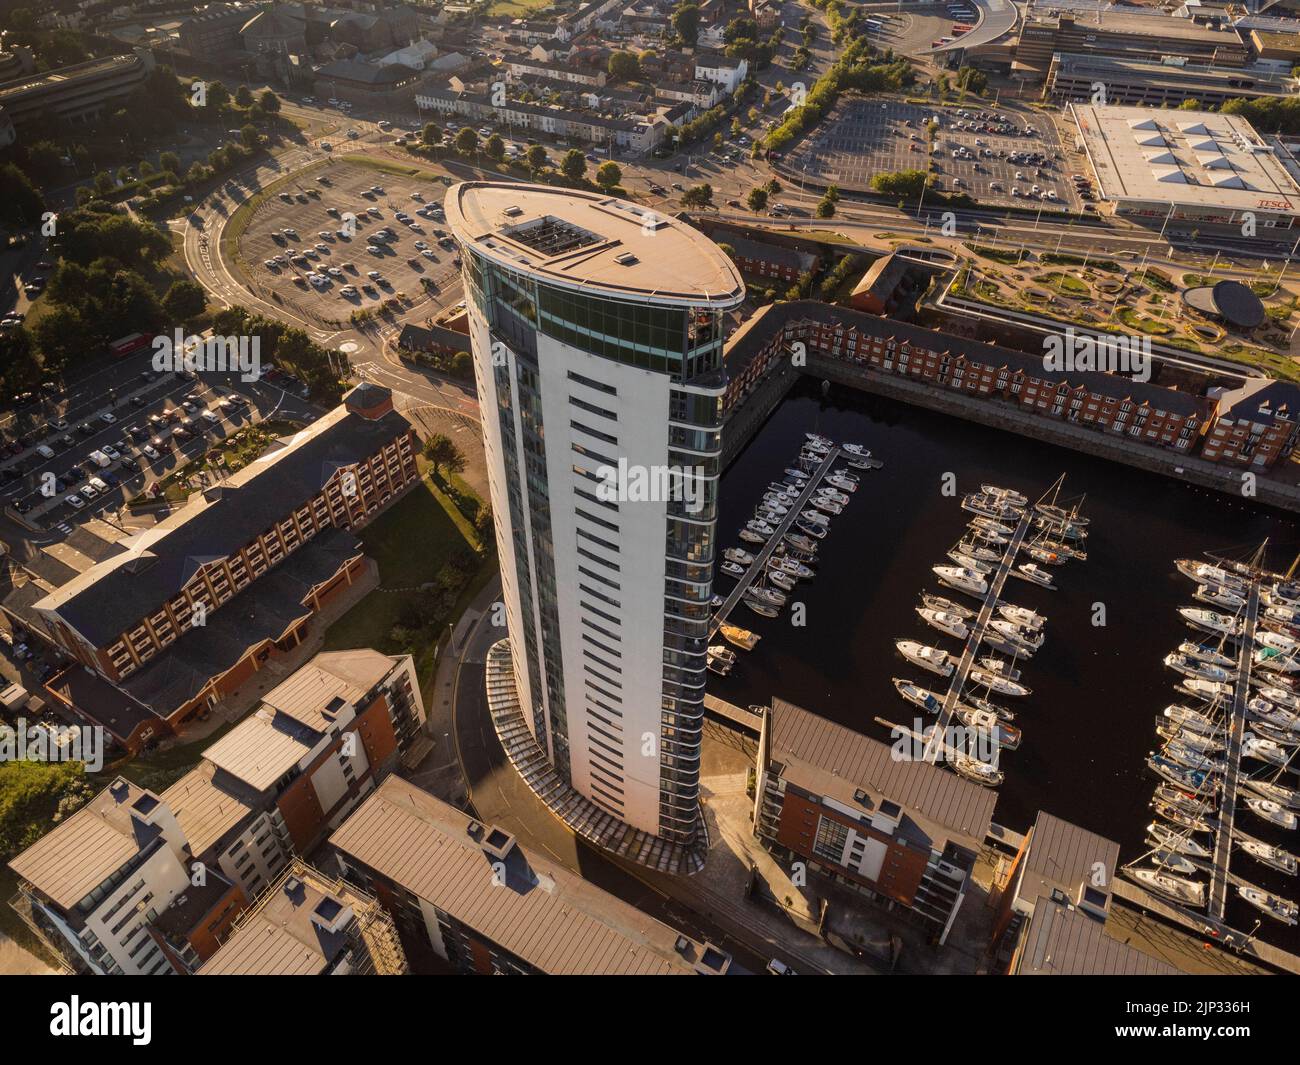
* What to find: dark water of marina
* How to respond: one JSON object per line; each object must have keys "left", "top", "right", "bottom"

{"left": 711, "top": 375, "right": 1300, "bottom": 955}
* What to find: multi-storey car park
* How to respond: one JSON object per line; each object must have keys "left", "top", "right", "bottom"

{"left": 447, "top": 182, "right": 744, "bottom": 873}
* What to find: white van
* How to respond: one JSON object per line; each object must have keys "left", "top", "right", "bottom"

{"left": 88, "top": 450, "right": 111, "bottom": 468}
{"left": 36, "top": 444, "right": 55, "bottom": 459}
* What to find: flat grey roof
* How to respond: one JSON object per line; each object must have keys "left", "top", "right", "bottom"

{"left": 768, "top": 697, "right": 997, "bottom": 848}
{"left": 329, "top": 776, "right": 718, "bottom": 974}
{"left": 1015, "top": 896, "right": 1182, "bottom": 975}
{"left": 1072, "top": 103, "right": 1300, "bottom": 214}
{"left": 9, "top": 777, "right": 159, "bottom": 909}
{"left": 445, "top": 181, "right": 745, "bottom": 307}
{"left": 1017, "top": 809, "right": 1120, "bottom": 907}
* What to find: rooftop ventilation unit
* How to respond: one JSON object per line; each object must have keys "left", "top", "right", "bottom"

{"left": 503, "top": 205, "right": 524, "bottom": 217}
{"left": 614, "top": 251, "right": 638, "bottom": 264}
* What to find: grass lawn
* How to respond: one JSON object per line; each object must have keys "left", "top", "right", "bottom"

{"left": 1039, "top": 271, "right": 1090, "bottom": 297}
{"left": 321, "top": 464, "right": 481, "bottom": 656}
{"left": 487, "top": 0, "right": 552, "bottom": 13}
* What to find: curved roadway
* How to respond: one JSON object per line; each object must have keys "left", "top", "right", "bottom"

{"left": 932, "top": 0, "right": 1019, "bottom": 54}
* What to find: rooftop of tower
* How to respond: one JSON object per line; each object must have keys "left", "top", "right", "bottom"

{"left": 445, "top": 181, "right": 745, "bottom": 308}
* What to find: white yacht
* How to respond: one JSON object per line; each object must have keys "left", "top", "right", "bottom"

{"left": 1163, "top": 704, "right": 1225, "bottom": 738}
{"left": 969, "top": 669, "right": 1030, "bottom": 697}
{"left": 933, "top": 565, "right": 988, "bottom": 597}
{"left": 1011, "top": 563, "right": 1056, "bottom": 590}
{"left": 1178, "top": 607, "right": 1242, "bottom": 637}
{"left": 1237, "top": 838, "right": 1298, "bottom": 876}
{"left": 1127, "top": 867, "right": 1206, "bottom": 907}
{"left": 724, "top": 548, "right": 754, "bottom": 565}
{"left": 917, "top": 607, "right": 969, "bottom": 640}
{"left": 1195, "top": 583, "right": 1246, "bottom": 611}
{"left": 1179, "top": 641, "right": 1234, "bottom": 669}
{"left": 893, "top": 677, "right": 944, "bottom": 714}
{"left": 990, "top": 619, "right": 1043, "bottom": 650}
{"left": 951, "top": 753, "right": 1004, "bottom": 788}
{"left": 895, "top": 640, "right": 954, "bottom": 677}
{"left": 998, "top": 604, "right": 1044, "bottom": 631}
{"left": 1243, "top": 777, "right": 1300, "bottom": 810}
{"left": 1244, "top": 795, "right": 1299, "bottom": 829}
{"left": 948, "top": 550, "right": 993, "bottom": 575}
{"left": 1242, "top": 732, "right": 1296, "bottom": 768}
{"left": 981, "top": 485, "right": 1028, "bottom": 507}
{"left": 1237, "top": 886, "right": 1298, "bottom": 925}
{"left": 1163, "top": 653, "right": 1231, "bottom": 683}
{"left": 923, "top": 594, "right": 975, "bottom": 619}
{"left": 1147, "top": 821, "right": 1211, "bottom": 858}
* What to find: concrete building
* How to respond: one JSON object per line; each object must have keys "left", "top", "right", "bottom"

{"left": 0, "top": 49, "right": 155, "bottom": 134}
{"left": 328, "top": 776, "right": 734, "bottom": 973}
{"left": 9, "top": 777, "right": 245, "bottom": 975}
{"left": 314, "top": 57, "right": 429, "bottom": 108}
{"left": 753, "top": 698, "right": 997, "bottom": 945}
{"left": 198, "top": 859, "right": 408, "bottom": 974}
{"left": 1072, "top": 103, "right": 1300, "bottom": 231}
{"left": 1013, "top": 6, "right": 1247, "bottom": 78}
{"left": 9, "top": 385, "right": 419, "bottom": 749}
{"left": 1045, "top": 52, "right": 1296, "bottom": 107}
{"left": 178, "top": 5, "right": 258, "bottom": 59}
{"left": 447, "top": 183, "right": 743, "bottom": 871}
{"left": 694, "top": 52, "right": 748, "bottom": 94}
{"left": 992, "top": 811, "right": 1180, "bottom": 974}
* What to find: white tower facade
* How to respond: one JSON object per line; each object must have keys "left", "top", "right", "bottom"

{"left": 447, "top": 183, "right": 743, "bottom": 850}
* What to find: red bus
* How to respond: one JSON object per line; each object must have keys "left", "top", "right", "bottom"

{"left": 952, "top": 23, "right": 972, "bottom": 33}
{"left": 109, "top": 332, "right": 153, "bottom": 358}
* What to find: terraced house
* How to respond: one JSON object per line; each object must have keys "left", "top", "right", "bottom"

{"left": 13, "top": 384, "right": 418, "bottom": 750}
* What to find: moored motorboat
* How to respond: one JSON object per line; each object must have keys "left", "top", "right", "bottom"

{"left": 1147, "top": 755, "right": 1215, "bottom": 795}
{"left": 922, "top": 593, "right": 975, "bottom": 619}
{"left": 969, "top": 669, "right": 1030, "bottom": 697}
{"left": 998, "top": 604, "right": 1044, "bottom": 631}
{"left": 719, "top": 623, "right": 760, "bottom": 650}
{"left": 1162, "top": 652, "right": 1232, "bottom": 683}
{"left": 951, "top": 752, "right": 1004, "bottom": 787}
{"left": 1179, "top": 641, "right": 1235, "bottom": 669}
{"left": 917, "top": 607, "right": 969, "bottom": 640}
{"left": 724, "top": 548, "right": 755, "bottom": 565}
{"left": 895, "top": 639, "right": 955, "bottom": 677}
{"left": 893, "top": 677, "right": 944, "bottom": 715}
{"left": 1242, "top": 731, "right": 1297, "bottom": 768}
{"left": 954, "top": 705, "right": 1022, "bottom": 750}
{"left": 948, "top": 550, "right": 993, "bottom": 575}
{"left": 721, "top": 560, "right": 744, "bottom": 577}
{"left": 933, "top": 565, "right": 988, "bottom": 597}
{"left": 1011, "top": 563, "right": 1056, "bottom": 589}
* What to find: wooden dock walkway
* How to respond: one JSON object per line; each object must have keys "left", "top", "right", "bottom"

{"left": 924, "top": 507, "right": 1033, "bottom": 764}
{"left": 709, "top": 448, "right": 841, "bottom": 638}
{"left": 1207, "top": 581, "right": 1260, "bottom": 920}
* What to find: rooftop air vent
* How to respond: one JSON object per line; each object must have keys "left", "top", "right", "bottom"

{"left": 614, "top": 252, "right": 638, "bottom": 265}
{"left": 503, "top": 205, "right": 524, "bottom": 217}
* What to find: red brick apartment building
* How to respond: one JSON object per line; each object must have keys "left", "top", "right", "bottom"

{"left": 327, "top": 776, "right": 735, "bottom": 974}
{"left": 1201, "top": 379, "right": 1300, "bottom": 467}
{"left": 8, "top": 648, "right": 426, "bottom": 975}
{"left": 2, "top": 383, "right": 419, "bottom": 751}
{"left": 724, "top": 236, "right": 821, "bottom": 285}
{"left": 721, "top": 301, "right": 1300, "bottom": 468}
{"left": 752, "top": 698, "right": 997, "bottom": 946}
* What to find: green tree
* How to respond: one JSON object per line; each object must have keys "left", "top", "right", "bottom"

{"left": 235, "top": 84, "right": 253, "bottom": 108}
{"left": 608, "top": 50, "right": 641, "bottom": 81}
{"left": 681, "top": 183, "right": 713, "bottom": 206}
{"left": 485, "top": 133, "right": 505, "bottom": 162}
{"left": 207, "top": 81, "right": 230, "bottom": 108}
{"left": 816, "top": 195, "right": 835, "bottom": 218}
{"left": 423, "top": 433, "right": 465, "bottom": 477}
{"left": 596, "top": 160, "right": 622, "bottom": 189}
{"left": 561, "top": 148, "right": 587, "bottom": 182}
{"left": 0, "top": 163, "right": 46, "bottom": 225}
{"left": 672, "top": 4, "right": 701, "bottom": 45}
{"left": 159, "top": 151, "right": 181, "bottom": 175}
{"left": 746, "top": 186, "right": 768, "bottom": 212}
{"left": 162, "top": 279, "right": 207, "bottom": 323}
{"left": 93, "top": 170, "right": 114, "bottom": 194}
{"left": 455, "top": 127, "right": 478, "bottom": 155}
{"left": 422, "top": 121, "right": 442, "bottom": 145}
{"left": 526, "top": 143, "right": 549, "bottom": 172}
{"left": 240, "top": 124, "right": 259, "bottom": 149}
{"left": 260, "top": 89, "right": 281, "bottom": 113}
